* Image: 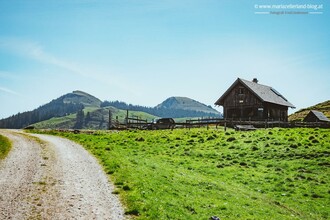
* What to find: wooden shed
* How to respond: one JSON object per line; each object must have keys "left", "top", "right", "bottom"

{"left": 215, "top": 78, "right": 295, "bottom": 121}
{"left": 303, "top": 110, "right": 330, "bottom": 122}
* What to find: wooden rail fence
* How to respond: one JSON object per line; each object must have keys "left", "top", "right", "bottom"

{"left": 111, "top": 118, "right": 330, "bottom": 130}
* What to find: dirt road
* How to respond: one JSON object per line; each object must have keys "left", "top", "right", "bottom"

{"left": 0, "top": 130, "right": 125, "bottom": 219}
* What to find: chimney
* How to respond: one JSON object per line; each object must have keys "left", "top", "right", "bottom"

{"left": 252, "top": 78, "right": 258, "bottom": 83}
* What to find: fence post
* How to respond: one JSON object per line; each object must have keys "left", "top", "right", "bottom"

{"left": 108, "top": 109, "right": 112, "bottom": 130}
{"left": 126, "top": 109, "right": 129, "bottom": 129}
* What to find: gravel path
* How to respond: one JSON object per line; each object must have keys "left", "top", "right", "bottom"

{"left": 0, "top": 130, "right": 126, "bottom": 220}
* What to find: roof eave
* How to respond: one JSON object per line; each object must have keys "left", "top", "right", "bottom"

{"left": 214, "top": 78, "right": 241, "bottom": 106}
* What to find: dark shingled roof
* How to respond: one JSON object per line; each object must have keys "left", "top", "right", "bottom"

{"left": 307, "top": 110, "right": 330, "bottom": 122}
{"left": 215, "top": 78, "right": 295, "bottom": 108}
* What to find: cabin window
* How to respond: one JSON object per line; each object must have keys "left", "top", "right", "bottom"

{"left": 238, "top": 88, "right": 245, "bottom": 94}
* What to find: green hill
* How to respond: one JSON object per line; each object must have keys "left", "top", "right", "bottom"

{"left": 0, "top": 90, "right": 102, "bottom": 129}
{"left": 156, "top": 96, "right": 219, "bottom": 115}
{"left": 32, "top": 106, "right": 158, "bottom": 129}
{"left": 1, "top": 91, "right": 221, "bottom": 129}
{"left": 289, "top": 100, "right": 330, "bottom": 122}
{"left": 63, "top": 90, "right": 101, "bottom": 107}
{"left": 102, "top": 97, "right": 220, "bottom": 119}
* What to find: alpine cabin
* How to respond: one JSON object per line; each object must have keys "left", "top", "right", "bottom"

{"left": 215, "top": 78, "right": 295, "bottom": 121}
{"left": 303, "top": 110, "right": 330, "bottom": 123}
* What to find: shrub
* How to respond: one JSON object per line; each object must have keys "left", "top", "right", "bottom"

{"left": 289, "top": 144, "right": 298, "bottom": 149}
{"left": 239, "top": 162, "right": 248, "bottom": 166}
{"left": 227, "top": 137, "right": 236, "bottom": 142}
{"left": 251, "top": 146, "right": 259, "bottom": 151}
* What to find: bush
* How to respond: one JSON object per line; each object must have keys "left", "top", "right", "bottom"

{"left": 227, "top": 137, "right": 236, "bottom": 142}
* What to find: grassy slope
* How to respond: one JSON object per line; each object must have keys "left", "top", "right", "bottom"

{"left": 0, "top": 134, "right": 11, "bottom": 159}
{"left": 64, "top": 90, "right": 102, "bottom": 107}
{"left": 39, "top": 128, "right": 329, "bottom": 219}
{"left": 289, "top": 100, "right": 330, "bottom": 121}
{"left": 32, "top": 114, "right": 76, "bottom": 129}
{"left": 157, "top": 97, "right": 219, "bottom": 114}
{"left": 32, "top": 107, "right": 158, "bottom": 129}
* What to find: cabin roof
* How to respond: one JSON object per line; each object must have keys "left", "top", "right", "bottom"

{"left": 215, "top": 78, "right": 295, "bottom": 108}
{"left": 307, "top": 110, "right": 330, "bottom": 122}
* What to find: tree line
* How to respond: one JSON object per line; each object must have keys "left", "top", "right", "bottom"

{"left": 0, "top": 98, "right": 83, "bottom": 129}
{"left": 101, "top": 100, "right": 221, "bottom": 118}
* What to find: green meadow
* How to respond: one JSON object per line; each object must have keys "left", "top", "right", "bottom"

{"left": 39, "top": 127, "right": 330, "bottom": 219}
{"left": 0, "top": 134, "right": 11, "bottom": 160}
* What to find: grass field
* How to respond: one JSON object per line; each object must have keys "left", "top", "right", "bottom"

{"left": 0, "top": 134, "right": 11, "bottom": 160}
{"left": 32, "top": 106, "right": 158, "bottom": 129}
{"left": 38, "top": 127, "right": 330, "bottom": 219}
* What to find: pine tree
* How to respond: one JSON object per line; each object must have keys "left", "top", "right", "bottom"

{"left": 85, "top": 112, "right": 91, "bottom": 126}
{"left": 74, "top": 110, "right": 84, "bottom": 129}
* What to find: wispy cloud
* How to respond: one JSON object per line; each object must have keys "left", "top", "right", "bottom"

{"left": 0, "top": 38, "right": 85, "bottom": 76}
{"left": 0, "top": 86, "right": 20, "bottom": 96}
{"left": 0, "top": 38, "right": 141, "bottom": 95}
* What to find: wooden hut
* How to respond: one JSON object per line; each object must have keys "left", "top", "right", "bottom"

{"left": 303, "top": 110, "right": 330, "bottom": 122}
{"left": 215, "top": 78, "right": 295, "bottom": 121}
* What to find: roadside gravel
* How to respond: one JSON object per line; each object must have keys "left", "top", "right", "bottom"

{"left": 0, "top": 130, "right": 126, "bottom": 219}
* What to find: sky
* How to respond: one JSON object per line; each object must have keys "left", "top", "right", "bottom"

{"left": 0, "top": 0, "right": 329, "bottom": 119}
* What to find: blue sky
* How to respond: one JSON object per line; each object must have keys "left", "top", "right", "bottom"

{"left": 0, "top": 0, "right": 329, "bottom": 119}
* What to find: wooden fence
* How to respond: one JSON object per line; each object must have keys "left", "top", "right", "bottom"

{"left": 107, "top": 110, "right": 330, "bottom": 130}
{"left": 111, "top": 118, "right": 330, "bottom": 130}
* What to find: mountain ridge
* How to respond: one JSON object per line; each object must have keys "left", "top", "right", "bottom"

{"left": 63, "top": 90, "right": 102, "bottom": 107}
{"left": 156, "top": 96, "right": 219, "bottom": 114}
{"left": 0, "top": 90, "right": 220, "bottom": 129}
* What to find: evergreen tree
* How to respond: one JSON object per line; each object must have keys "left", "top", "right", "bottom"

{"left": 0, "top": 99, "right": 83, "bottom": 129}
{"left": 85, "top": 112, "right": 91, "bottom": 125}
{"left": 100, "top": 100, "right": 221, "bottom": 118}
{"left": 99, "top": 115, "right": 105, "bottom": 129}
{"left": 74, "top": 110, "right": 85, "bottom": 129}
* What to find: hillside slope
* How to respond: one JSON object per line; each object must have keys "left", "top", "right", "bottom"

{"left": 63, "top": 90, "right": 101, "bottom": 107}
{"left": 101, "top": 97, "right": 220, "bottom": 119}
{"left": 289, "top": 100, "right": 330, "bottom": 121}
{"left": 156, "top": 97, "right": 219, "bottom": 114}
{"left": 32, "top": 107, "right": 158, "bottom": 130}
{"left": 0, "top": 90, "right": 101, "bottom": 129}
{"left": 1, "top": 91, "right": 220, "bottom": 129}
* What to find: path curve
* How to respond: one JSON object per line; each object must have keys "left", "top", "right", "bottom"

{"left": 0, "top": 130, "right": 126, "bottom": 220}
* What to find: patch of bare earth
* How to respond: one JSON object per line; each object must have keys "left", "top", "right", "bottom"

{"left": 0, "top": 130, "right": 126, "bottom": 219}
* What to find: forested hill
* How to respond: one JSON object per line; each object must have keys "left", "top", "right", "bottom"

{"left": 156, "top": 97, "right": 219, "bottom": 115}
{"left": 0, "top": 90, "right": 99, "bottom": 128}
{"left": 0, "top": 91, "right": 221, "bottom": 129}
{"left": 101, "top": 97, "right": 221, "bottom": 118}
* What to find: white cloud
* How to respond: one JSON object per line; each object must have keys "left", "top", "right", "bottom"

{"left": 0, "top": 86, "right": 20, "bottom": 96}
{"left": 0, "top": 38, "right": 141, "bottom": 96}
{"left": 0, "top": 38, "right": 85, "bottom": 76}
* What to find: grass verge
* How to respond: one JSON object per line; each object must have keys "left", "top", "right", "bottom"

{"left": 0, "top": 134, "right": 12, "bottom": 160}
{"left": 35, "top": 128, "right": 330, "bottom": 219}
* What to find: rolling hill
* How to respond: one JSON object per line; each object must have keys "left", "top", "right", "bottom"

{"left": 62, "top": 90, "right": 102, "bottom": 107}
{"left": 0, "top": 91, "right": 220, "bottom": 129}
{"left": 0, "top": 91, "right": 89, "bottom": 128}
{"left": 289, "top": 100, "right": 330, "bottom": 121}
{"left": 32, "top": 106, "right": 158, "bottom": 130}
{"left": 156, "top": 96, "right": 219, "bottom": 115}
{"left": 102, "top": 97, "right": 220, "bottom": 119}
